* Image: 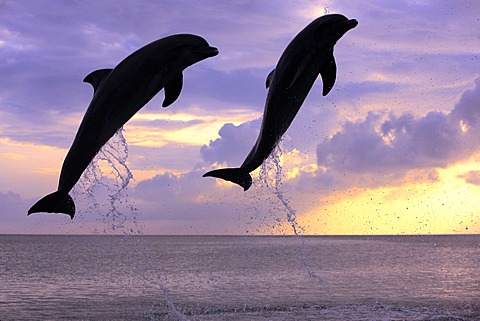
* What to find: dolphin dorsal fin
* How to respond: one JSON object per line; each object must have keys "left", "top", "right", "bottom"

{"left": 83, "top": 68, "right": 113, "bottom": 93}
{"left": 162, "top": 72, "right": 183, "bottom": 107}
{"left": 319, "top": 48, "right": 337, "bottom": 96}
{"left": 266, "top": 69, "right": 275, "bottom": 88}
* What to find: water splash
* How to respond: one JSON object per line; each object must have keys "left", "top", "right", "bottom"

{"left": 160, "top": 286, "right": 191, "bottom": 321}
{"left": 259, "top": 146, "right": 302, "bottom": 236}
{"left": 71, "top": 127, "right": 145, "bottom": 234}
{"left": 71, "top": 128, "right": 185, "bottom": 319}
{"left": 259, "top": 144, "right": 323, "bottom": 282}
{"left": 323, "top": 5, "right": 330, "bottom": 15}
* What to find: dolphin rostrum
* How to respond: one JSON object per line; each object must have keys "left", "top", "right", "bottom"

{"left": 203, "top": 14, "right": 357, "bottom": 190}
{"left": 28, "top": 34, "right": 219, "bottom": 218}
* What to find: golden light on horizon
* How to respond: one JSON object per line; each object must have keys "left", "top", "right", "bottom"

{"left": 0, "top": 138, "right": 67, "bottom": 197}
{"left": 125, "top": 109, "right": 259, "bottom": 148}
{"left": 298, "top": 160, "right": 480, "bottom": 235}
{"left": 0, "top": 152, "right": 26, "bottom": 160}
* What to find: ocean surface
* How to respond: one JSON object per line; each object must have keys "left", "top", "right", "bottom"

{"left": 0, "top": 234, "right": 479, "bottom": 320}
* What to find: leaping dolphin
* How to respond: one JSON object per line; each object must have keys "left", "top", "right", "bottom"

{"left": 28, "top": 34, "right": 219, "bottom": 218}
{"left": 203, "top": 14, "right": 357, "bottom": 190}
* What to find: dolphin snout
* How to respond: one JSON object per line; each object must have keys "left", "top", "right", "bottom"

{"left": 338, "top": 18, "right": 358, "bottom": 32}
{"left": 196, "top": 46, "right": 219, "bottom": 58}
{"left": 347, "top": 19, "right": 358, "bottom": 29}
{"left": 209, "top": 46, "right": 219, "bottom": 56}
{"left": 331, "top": 18, "right": 358, "bottom": 38}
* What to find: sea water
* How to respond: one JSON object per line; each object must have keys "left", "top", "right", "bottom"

{"left": 4, "top": 132, "right": 477, "bottom": 320}
{"left": 0, "top": 234, "right": 479, "bottom": 320}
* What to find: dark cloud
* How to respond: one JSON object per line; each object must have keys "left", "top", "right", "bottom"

{"left": 200, "top": 118, "right": 261, "bottom": 166}
{"left": 130, "top": 168, "right": 299, "bottom": 234}
{"left": 1, "top": 115, "right": 78, "bottom": 149}
{"left": 0, "top": 0, "right": 291, "bottom": 148}
{"left": 460, "top": 171, "right": 480, "bottom": 186}
{"left": 0, "top": 191, "right": 70, "bottom": 234}
{"left": 132, "top": 169, "right": 247, "bottom": 226}
{"left": 0, "top": 191, "right": 25, "bottom": 220}
{"left": 451, "top": 78, "right": 480, "bottom": 128}
{"left": 2, "top": 0, "right": 477, "bottom": 150}
{"left": 315, "top": 77, "right": 480, "bottom": 181}
{"left": 134, "top": 170, "right": 209, "bottom": 203}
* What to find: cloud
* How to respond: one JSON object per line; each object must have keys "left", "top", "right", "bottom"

{"left": 0, "top": 191, "right": 25, "bottom": 221}
{"left": 1, "top": 0, "right": 480, "bottom": 235}
{"left": 2, "top": 0, "right": 478, "bottom": 150}
{"left": 313, "top": 77, "right": 480, "bottom": 187}
{"left": 0, "top": 191, "right": 71, "bottom": 234}
{"left": 200, "top": 119, "right": 261, "bottom": 166}
{"left": 459, "top": 170, "right": 480, "bottom": 186}
{"left": 130, "top": 169, "right": 281, "bottom": 234}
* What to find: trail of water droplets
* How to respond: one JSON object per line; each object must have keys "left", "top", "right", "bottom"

{"left": 72, "top": 127, "right": 139, "bottom": 233}
{"left": 71, "top": 128, "right": 189, "bottom": 321}
{"left": 259, "top": 144, "right": 324, "bottom": 282}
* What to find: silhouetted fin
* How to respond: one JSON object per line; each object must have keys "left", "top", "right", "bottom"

{"left": 203, "top": 168, "right": 252, "bottom": 191}
{"left": 83, "top": 68, "right": 113, "bottom": 93}
{"left": 319, "top": 48, "right": 336, "bottom": 96}
{"left": 27, "top": 191, "right": 75, "bottom": 219}
{"left": 266, "top": 69, "right": 275, "bottom": 88}
{"left": 162, "top": 72, "right": 183, "bottom": 107}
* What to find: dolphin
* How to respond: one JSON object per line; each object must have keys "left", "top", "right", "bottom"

{"left": 28, "top": 34, "right": 219, "bottom": 218}
{"left": 203, "top": 14, "right": 357, "bottom": 190}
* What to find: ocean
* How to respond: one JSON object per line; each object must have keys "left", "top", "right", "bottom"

{"left": 0, "top": 234, "right": 478, "bottom": 320}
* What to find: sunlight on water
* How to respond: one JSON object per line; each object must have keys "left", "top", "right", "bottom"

{"left": 2, "top": 235, "right": 478, "bottom": 320}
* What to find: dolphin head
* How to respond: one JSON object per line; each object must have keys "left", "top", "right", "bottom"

{"left": 167, "top": 34, "right": 219, "bottom": 68}
{"left": 311, "top": 14, "right": 358, "bottom": 47}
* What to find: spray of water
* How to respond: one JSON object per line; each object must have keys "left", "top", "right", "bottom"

{"left": 72, "top": 127, "right": 139, "bottom": 233}
{"left": 259, "top": 144, "right": 323, "bottom": 282}
{"left": 71, "top": 127, "right": 188, "bottom": 320}
{"left": 259, "top": 146, "right": 301, "bottom": 235}
{"left": 323, "top": 5, "right": 330, "bottom": 15}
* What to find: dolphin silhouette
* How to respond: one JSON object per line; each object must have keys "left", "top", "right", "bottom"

{"left": 203, "top": 14, "right": 357, "bottom": 190}
{"left": 28, "top": 34, "right": 219, "bottom": 218}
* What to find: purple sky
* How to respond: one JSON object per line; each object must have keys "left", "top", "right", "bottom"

{"left": 1, "top": 0, "right": 480, "bottom": 235}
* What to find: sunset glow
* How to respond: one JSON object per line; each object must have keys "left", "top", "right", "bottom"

{"left": 1, "top": 1, "right": 479, "bottom": 235}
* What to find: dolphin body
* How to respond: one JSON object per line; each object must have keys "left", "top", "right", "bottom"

{"left": 203, "top": 14, "right": 357, "bottom": 190}
{"left": 28, "top": 34, "right": 219, "bottom": 218}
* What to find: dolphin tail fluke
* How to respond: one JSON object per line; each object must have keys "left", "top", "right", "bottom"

{"left": 28, "top": 191, "right": 76, "bottom": 219}
{"left": 203, "top": 168, "right": 252, "bottom": 191}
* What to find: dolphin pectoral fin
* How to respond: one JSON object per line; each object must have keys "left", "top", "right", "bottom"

{"left": 162, "top": 72, "right": 183, "bottom": 107}
{"left": 28, "top": 191, "right": 76, "bottom": 219}
{"left": 83, "top": 68, "right": 113, "bottom": 93}
{"left": 319, "top": 48, "right": 337, "bottom": 96}
{"left": 266, "top": 69, "right": 275, "bottom": 88}
{"left": 203, "top": 168, "right": 253, "bottom": 191}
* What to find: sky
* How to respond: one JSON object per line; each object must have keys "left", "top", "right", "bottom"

{"left": 1, "top": 0, "right": 479, "bottom": 235}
